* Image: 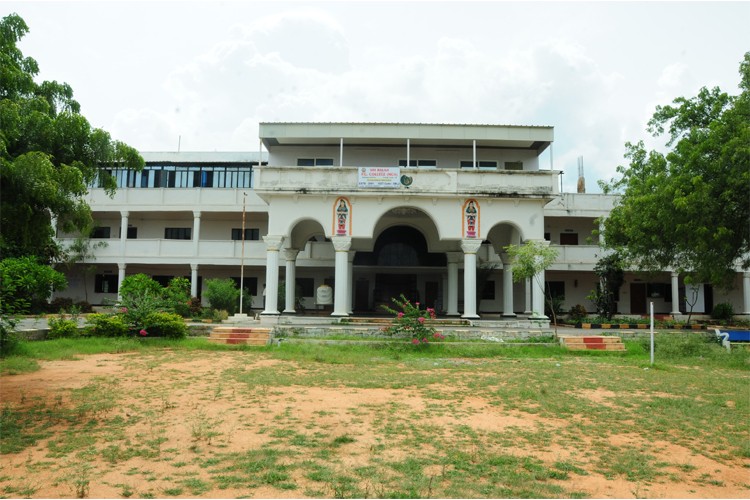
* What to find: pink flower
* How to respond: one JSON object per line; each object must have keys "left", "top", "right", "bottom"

{"left": 397, "top": 312, "right": 404, "bottom": 318}
{"left": 121, "top": 307, "right": 128, "bottom": 313}
{"left": 416, "top": 302, "right": 420, "bottom": 307}
{"left": 139, "top": 329, "right": 148, "bottom": 337}
{"left": 411, "top": 338, "right": 420, "bottom": 345}
{"left": 418, "top": 317, "right": 425, "bottom": 324}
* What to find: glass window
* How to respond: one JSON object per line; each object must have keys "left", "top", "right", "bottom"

{"left": 399, "top": 159, "right": 437, "bottom": 168}
{"left": 91, "top": 227, "right": 111, "bottom": 239}
{"left": 231, "top": 228, "right": 260, "bottom": 240}
{"left": 164, "top": 228, "right": 191, "bottom": 240}
{"left": 95, "top": 274, "right": 118, "bottom": 294}
{"left": 504, "top": 161, "right": 523, "bottom": 171}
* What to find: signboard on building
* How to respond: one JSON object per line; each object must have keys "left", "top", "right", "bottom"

{"left": 357, "top": 167, "right": 401, "bottom": 188}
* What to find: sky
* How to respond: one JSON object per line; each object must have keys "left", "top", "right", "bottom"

{"left": 5, "top": 1, "right": 749, "bottom": 192}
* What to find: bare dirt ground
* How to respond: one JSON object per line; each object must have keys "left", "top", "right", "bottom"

{"left": 1, "top": 351, "right": 748, "bottom": 499}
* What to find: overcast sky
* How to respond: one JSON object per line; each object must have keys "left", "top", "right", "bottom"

{"left": 6, "top": 1, "right": 749, "bottom": 192}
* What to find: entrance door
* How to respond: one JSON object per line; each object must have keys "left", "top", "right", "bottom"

{"left": 630, "top": 283, "right": 647, "bottom": 314}
{"left": 425, "top": 281, "right": 439, "bottom": 310}
{"left": 355, "top": 279, "right": 370, "bottom": 312}
{"left": 374, "top": 273, "right": 418, "bottom": 311}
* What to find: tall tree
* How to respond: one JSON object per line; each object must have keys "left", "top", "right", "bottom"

{"left": 602, "top": 53, "right": 750, "bottom": 288}
{"left": 0, "top": 13, "right": 143, "bottom": 261}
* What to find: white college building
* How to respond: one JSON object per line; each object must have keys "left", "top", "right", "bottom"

{"left": 55, "top": 122, "right": 750, "bottom": 319}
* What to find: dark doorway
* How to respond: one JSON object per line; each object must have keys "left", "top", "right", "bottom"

{"left": 355, "top": 279, "right": 370, "bottom": 312}
{"left": 425, "top": 281, "right": 439, "bottom": 309}
{"left": 373, "top": 273, "right": 417, "bottom": 311}
{"left": 630, "top": 283, "right": 647, "bottom": 314}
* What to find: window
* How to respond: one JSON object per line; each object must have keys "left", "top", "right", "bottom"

{"left": 152, "top": 275, "right": 174, "bottom": 287}
{"left": 296, "top": 278, "right": 315, "bottom": 297}
{"left": 231, "top": 228, "right": 260, "bottom": 241}
{"left": 127, "top": 227, "right": 138, "bottom": 239}
{"left": 560, "top": 233, "right": 579, "bottom": 245}
{"left": 398, "top": 159, "right": 437, "bottom": 168}
{"left": 91, "top": 226, "right": 111, "bottom": 239}
{"left": 504, "top": 161, "right": 523, "bottom": 171}
{"left": 164, "top": 227, "right": 191, "bottom": 240}
{"left": 460, "top": 160, "right": 498, "bottom": 169}
{"left": 545, "top": 281, "right": 565, "bottom": 300}
{"left": 232, "top": 277, "right": 258, "bottom": 295}
{"left": 297, "top": 158, "right": 334, "bottom": 166}
{"left": 95, "top": 274, "right": 118, "bottom": 294}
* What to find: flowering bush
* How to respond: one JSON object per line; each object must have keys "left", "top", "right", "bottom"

{"left": 381, "top": 294, "right": 442, "bottom": 345}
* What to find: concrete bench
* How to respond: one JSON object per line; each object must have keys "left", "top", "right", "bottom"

{"left": 715, "top": 328, "right": 750, "bottom": 352}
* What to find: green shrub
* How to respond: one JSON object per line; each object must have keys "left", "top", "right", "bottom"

{"left": 164, "top": 277, "right": 191, "bottom": 317}
{"left": 86, "top": 314, "right": 129, "bottom": 337}
{"left": 47, "top": 317, "right": 79, "bottom": 339}
{"left": 211, "top": 309, "right": 229, "bottom": 323}
{"left": 0, "top": 256, "right": 67, "bottom": 313}
{"left": 142, "top": 312, "right": 187, "bottom": 339}
{"left": 204, "top": 279, "right": 240, "bottom": 315}
{"left": 188, "top": 297, "right": 203, "bottom": 317}
{"left": 0, "top": 315, "right": 20, "bottom": 357}
{"left": 75, "top": 301, "right": 93, "bottom": 313}
{"left": 568, "top": 304, "right": 588, "bottom": 322}
{"left": 711, "top": 302, "right": 734, "bottom": 321}
{"left": 119, "top": 274, "right": 165, "bottom": 328}
{"left": 49, "top": 297, "right": 74, "bottom": 313}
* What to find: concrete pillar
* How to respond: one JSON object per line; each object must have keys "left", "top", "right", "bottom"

{"left": 502, "top": 263, "right": 516, "bottom": 317}
{"left": 120, "top": 211, "right": 129, "bottom": 257}
{"left": 261, "top": 235, "right": 284, "bottom": 315}
{"left": 348, "top": 252, "right": 355, "bottom": 313}
{"left": 531, "top": 268, "right": 546, "bottom": 318}
{"left": 117, "top": 263, "right": 126, "bottom": 302}
{"left": 524, "top": 277, "right": 532, "bottom": 315}
{"left": 190, "top": 263, "right": 199, "bottom": 298}
{"left": 461, "top": 239, "right": 482, "bottom": 319}
{"left": 446, "top": 252, "right": 461, "bottom": 316}
{"left": 671, "top": 272, "right": 681, "bottom": 315}
{"left": 742, "top": 272, "right": 750, "bottom": 314}
{"left": 283, "top": 249, "right": 299, "bottom": 314}
{"left": 192, "top": 211, "right": 201, "bottom": 256}
{"left": 332, "top": 237, "right": 352, "bottom": 317}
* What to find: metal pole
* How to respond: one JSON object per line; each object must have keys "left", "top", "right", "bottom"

{"left": 239, "top": 192, "right": 247, "bottom": 314}
{"left": 650, "top": 301, "right": 655, "bottom": 366}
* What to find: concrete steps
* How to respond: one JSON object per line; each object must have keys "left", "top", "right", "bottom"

{"left": 559, "top": 335, "right": 626, "bottom": 352}
{"left": 208, "top": 326, "right": 272, "bottom": 346}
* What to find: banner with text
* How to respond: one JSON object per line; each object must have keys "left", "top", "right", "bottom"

{"left": 357, "top": 167, "right": 401, "bottom": 188}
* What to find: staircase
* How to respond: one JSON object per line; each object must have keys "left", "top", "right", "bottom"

{"left": 208, "top": 326, "right": 272, "bottom": 346}
{"left": 559, "top": 335, "right": 626, "bottom": 352}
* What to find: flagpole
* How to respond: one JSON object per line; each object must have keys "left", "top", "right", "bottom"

{"left": 239, "top": 192, "right": 247, "bottom": 315}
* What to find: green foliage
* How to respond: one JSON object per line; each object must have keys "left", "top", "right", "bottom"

{"left": 85, "top": 313, "right": 129, "bottom": 337}
{"left": 591, "top": 254, "right": 625, "bottom": 320}
{"left": 381, "top": 294, "right": 443, "bottom": 345}
{"left": 603, "top": 53, "right": 750, "bottom": 288}
{"left": 505, "top": 241, "right": 559, "bottom": 320}
{"left": 0, "top": 314, "right": 20, "bottom": 357}
{"left": 0, "top": 13, "right": 143, "bottom": 260}
{"left": 568, "top": 304, "right": 588, "bottom": 322}
{"left": 47, "top": 316, "right": 79, "bottom": 339}
{"left": 711, "top": 302, "right": 734, "bottom": 321}
{"left": 164, "top": 277, "right": 191, "bottom": 317}
{"left": 204, "top": 278, "right": 240, "bottom": 315}
{"left": 0, "top": 256, "right": 67, "bottom": 313}
{"left": 118, "top": 274, "right": 164, "bottom": 328}
{"left": 142, "top": 312, "right": 187, "bottom": 339}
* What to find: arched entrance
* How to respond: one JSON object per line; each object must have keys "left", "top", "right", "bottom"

{"left": 353, "top": 225, "right": 446, "bottom": 312}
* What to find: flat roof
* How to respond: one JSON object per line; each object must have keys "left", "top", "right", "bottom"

{"left": 259, "top": 122, "right": 553, "bottom": 152}
{"left": 141, "top": 151, "right": 264, "bottom": 163}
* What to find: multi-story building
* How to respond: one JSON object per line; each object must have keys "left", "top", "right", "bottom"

{"left": 54, "top": 122, "right": 750, "bottom": 319}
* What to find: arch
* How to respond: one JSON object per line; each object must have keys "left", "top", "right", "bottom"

{"left": 288, "top": 218, "right": 327, "bottom": 250}
{"left": 485, "top": 221, "right": 524, "bottom": 258}
{"left": 365, "top": 206, "right": 446, "bottom": 253}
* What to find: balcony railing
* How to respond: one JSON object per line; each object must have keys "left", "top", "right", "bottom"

{"left": 255, "top": 166, "right": 559, "bottom": 197}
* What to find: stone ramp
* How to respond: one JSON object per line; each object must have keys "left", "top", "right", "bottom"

{"left": 208, "top": 326, "right": 272, "bottom": 346}
{"left": 559, "top": 335, "right": 626, "bottom": 352}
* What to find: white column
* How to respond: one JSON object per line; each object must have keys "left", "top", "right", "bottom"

{"left": 348, "top": 252, "right": 355, "bottom": 313}
{"left": 192, "top": 211, "right": 201, "bottom": 256}
{"left": 502, "top": 263, "right": 516, "bottom": 317}
{"left": 671, "top": 271, "right": 681, "bottom": 315}
{"left": 743, "top": 272, "right": 750, "bottom": 314}
{"left": 190, "top": 264, "right": 199, "bottom": 298}
{"left": 531, "top": 267, "right": 546, "bottom": 318}
{"left": 332, "top": 237, "right": 352, "bottom": 317}
{"left": 120, "top": 211, "right": 129, "bottom": 256}
{"left": 524, "top": 277, "right": 532, "bottom": 315}
{"left": 461, "top": 239, "right": 482, "bottom": 319}
{"left": 472, "top": 139, "right": 477, "bottom": 168}
{"left": 261, "top": 235, "right": 284, "bottom": 315}
{"left": 339, "top": 138, "right": 344, "bottom": 167}
{"left": 117, "top": 263, "right": 126, "bottom": 302}
{"left": 446, "top": 252, "right": 461, "bottom": 316}
{"left": 283, "top": 249, "right": 299, "bottom": 314}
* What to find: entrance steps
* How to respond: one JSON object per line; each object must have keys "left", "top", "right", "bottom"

{"left": 559, "top": 335, "right": 626, "bottom": 352}
{"left": 208, "top": 326, "right": 272, "bottom": 346}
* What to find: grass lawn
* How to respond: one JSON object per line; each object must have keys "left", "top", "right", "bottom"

{"left": 1, "top": 334, "right": 748, "bottom": 498}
